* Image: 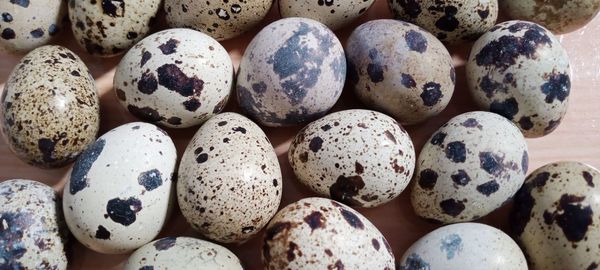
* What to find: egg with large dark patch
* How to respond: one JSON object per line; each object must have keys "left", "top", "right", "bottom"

{"left": 0, "top": 45, "right": 99, "bottom": 168}
{"left": 263, "top": 197, "right": 395, "bottom": 269}
{"left": 62, "top": 122, "right": 177, "bottom": 254}
{"left": 346, "top": 19, "right": 455, "bottom": 125}
{"left": 164, "top": 0, "right": 273, "bottom": 41}
{"left": 177, "top": 112, "right": 282, "bottom": 243}
{"left": 466, "top": 20, "right": 571, "bottom": 138}
{"left": 0, "top": 179, "right": 69, "bottom": 270}
{"left": 288, "top": 109, "right": 415, "bottom": 208}
{"left": 510, "top": 161, "right": 600, "bottom": 270}
{"left": 411, "top": 111, "right": 528, "bottom": 223}
{"left": 68, "top": 0, "right": 161, "bottom": 57}
{"left": 398, "top": 223, "right": 527, "bottom": 269}
{"left": 279, "top": 0, "right": 375, "bottom": 30}
{"left": 0, "top": 0, "right": 66, "bottom": 54}
{"left": 501, "top": 0, "right": 600, "bottom": 34}
{"left": 123, "top": 237, "right": 243, "bottom": 269}
{"left": 388, "top": 0, "right": 498, "bottom": 45}
{"left": 236, "top": 17, "right": 346, "bottom": 127}
{"left": 114, "top": 29, "right": 233, "bottom": 128}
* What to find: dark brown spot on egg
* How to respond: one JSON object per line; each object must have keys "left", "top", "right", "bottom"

{"left": 339, "top": 208, "right": 364, "bottom": 229}
{"left": 158, "top": 39, "right": 180, "bottom": 55}
{"left": 583, "top": 171, "right": 594, "bottom": 187}
{"left": 303, "top": 211, "right": 324, "bottom": 231}
{"left": 157, "top": 64, "right": 204, "bottom": 97}
{"left": 330, "top": 175, "right": 365, "bottom": 206}
{"left": 476, "top": 180, "right": 500, "bottom": 196}
{"left": 309, "top": 137, "right": 323, "bottom": 152}
{"left": 138, "top": 70, "right": 158, "bottom": 94}
{"left": 153, "top": 237, "right": 176, "bottom": 250}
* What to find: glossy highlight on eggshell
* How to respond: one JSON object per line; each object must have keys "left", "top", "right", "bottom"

{"left": 0, "top": 45, "right": 99, "bottom": 168}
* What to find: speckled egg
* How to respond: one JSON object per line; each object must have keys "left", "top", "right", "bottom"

{"left": 62, "top": 122, "right": 177, "bottom": 254}
{"left": 0, "top": 45, "right": 99, "bottom": 168}
{"left": 411, "top": 111, "right": 528, "bottom": 223}
{"left": 263, "top": 197, "right": 395, "bottom": 269}
{"left": 510, "top": 161, "right": 600, "bottom": 270}
{"left": 123, "top": 237, "right": 243, "bottom": 270}
{"left": 288, "top": 109, "right": 415, "bottom": 208}
{"left": 0, "top": 179, "right": 68, "bottom": 269}
{"left": 114, "top": 29, "right": 233, "bottom": 128}
{"left": 279, "top": 0, "right": 375, "bottom": 30}
{"left": 501, "top": 0, "right": 600, "bottom": 34}
{"left": 0, "top": 0, "right": 66, "bottom": 54}
{"left": 346, "top": 19, "right": 455, "bottom": 125}
{"left": 388, "top": 0, "right": 498, "bottom": 45}
{"left": 68, "top": 0, "right": 161, "bottom": 57}
{"left": 236, "top": 17, "right": 346, "bottom": 127}
{"left": 466, "top": 20, "right": 571, "bottom": 138}
{"left": 164, "top": 0, "right": 273, "bottom": 41}
{"left": 398, "top": 223, "right": 527, "bottom": 270}
{"left": 178, "top": 112, "right": 282, "bottom": 243}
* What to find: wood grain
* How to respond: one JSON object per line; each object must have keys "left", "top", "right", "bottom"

{"left": 1, "top": 1, "right": 599, "bottom": 269}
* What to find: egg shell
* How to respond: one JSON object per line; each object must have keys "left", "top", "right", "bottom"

{"left": 236, "top": 17, "right": 346, "bottom": 127}
{"left": 388, "top": 0, "right": 498, "bottom": 45}
{"left": 0, "top": 179, "right": 68, "bottom": 269}
{"left": 279, "top": 0, "right": 375, "bottom": 30}
{"left": 62, "top": 122, "right": 177, "bottom": 254}
{"left": 411, "top": 111, "right": 528, "bottom": 223}
{"left": 466, "top": 20, "right": 571, "bottom": 138}
{"left": 114, "top": 28, "right": 233, "bottom": 128}
{"left": 0, "top": 0, "right": 66, "bottom": 54}
{"left": 510, "top": 161, "right": 600, "bottom": 270}
{"left": 263, "top": 197, "right": 395, "bottom": 269}
{"left": 398, "top": 223, "right": 527, "bottom": 270}
{"left": 164, "top": 0, "right": 273, "bottom": 41}
{"left": 0, "top": 45, "right": 99, "bottom": 168}
{"left": 346, "top": 19, "right": 455, "bottom": 125}
{"left": 68, "top": 0, "right": 161, "bottom": 57}
{"left": 288, "top": 109, "right": 415, "bottom": 208}
{"left": 177, "top": 112, "right": 282, "bottom": 243}
{"left": 501, "top": 0, "right": 600, "bottom": 34}
{"left": 123, "top": 237, "right": 243, "bottom": 270}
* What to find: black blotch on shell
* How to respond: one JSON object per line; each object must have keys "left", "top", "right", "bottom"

{"left": 367, "top": 48, "right": 384, "bottom": 83}
{"left": 101, "top": 0, "right": 124, "bottom": 17}
{"left": 435, "top": 6, "right": 459, "bottom": 32}
{"left": 339, "top": 208, "right": 365, "bottom": 229}
{"left": 127, "top": 105, "right": 163, "bottom": 122}
{"left": 583, "top": 171, "right": 594, "bottom": 187}
{"left": 445, "top": 141, "right": 466, "bottom": 163}
{"left": 420, "top": 82, "right": 442, "bottom": 106}
{"left": 476, "top": 180, "right": 500, "bottom": 196}
{"left": 70, "top": 139, "right": 106, "bottom": 195}
{"left": 9, "top": 0, "right": 29, "bottom": 8}
{"left": 106, "top": 197, "right": 142, "bottom": 226}
{"left": 541, "top": 73, "right": 570, "bottom": 103}
{"left": 37, "top": 138, "right": 56, "bottom": 163}
{"left": 479, "top": 152, "right": 503, "bottom": 176}
{"left": 182, "top": 99, "right": 201, "bottom": 112}
{"left": 167, "top": 117, "right": 182, "bottom": 125}
{"left": 543, "top": 194, "right": 593, "bottom": 242}
{"left": 158, "top": 39, "right": 180, "bottom": 55}
{"left": 95, "top": 225, "right": 110, "bottom": 240}
{"left": 157, "top": 64, "right": 204, "bottom": 97}
{"left": 405, "top": 30, "right": 427, "bottom": 53}
{"left": 490, "top": 98, "right": 519, "bottom": 120}
{"left": 451, "top": 170, "right": 471, "bottom": 186}
{"left": 153, "top": 237, "right": 176, "bottom": 250}
{"left": 140, "top": 51, "right": 152, "bottom": 67}
{"left": 518, "top": 116, "right": 534, "bottom": 130}
{"left": 330, "top": 175, "right": 365, "bottom": 206}
{"left": 401, "top": 73, "right": 416, "bottom": 88}
{"left": 418, "top": 169, "right": 438, "bottom": 190}
{"left": 138, "top": 71, "right": 158, "bottom": 94}
{"left": 309, "top": 137, "right": 323, "bottom": 152}
{"left": 510, "top": 177, "right": 536, "bottom": 236}
{"left": 138, "top": 169, "right": 163, "bottom": 191}
{"left": 430, "top": 132, "right": 446, "bottom": 146}
{"left": 1, "top": 28, "right": 16, "bottom": 40}
{"left": 440, "top": 199, "right": 465, "bottom": 217}
{"left": 396, "top": 0, "right": 421, "bottom": 18}
{"left": 303, "top": 211, "right": 324, "bottom": 231}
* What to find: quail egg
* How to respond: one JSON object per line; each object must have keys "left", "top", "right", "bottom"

{"left": 279, "top": 0, "right": 375, "bottom": 30}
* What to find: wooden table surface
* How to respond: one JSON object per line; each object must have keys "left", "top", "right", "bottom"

{"left": 1, "top": 1, "right": 599, "bottom": 269}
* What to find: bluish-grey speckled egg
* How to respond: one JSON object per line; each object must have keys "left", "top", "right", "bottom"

{"left": 511, "top": 161, "right": 600, "bottom": 270}
{"left": 68, "top": 0, "right": 161, "bottom": 57}
{"left": 398, "top": 223, "right": 527, "bottom": 270}
{"left": 0, "top": 179, "right": 69, "bottom": 270}
{"left": 288, "top": 109, "right": 415, "bottom": 208}
{"left": 236, "top": 17, "right": 346, "bottom": 127}
{"left": 124, "top": 237, "right": 243, "bottom": 270}
{"left": 114, "top": 28, "right": 233, "bottom": 128}
{"left": 0, "top": 0, "right": 66, "bottom": 54}
{"left": 412, "top": 111, "right": 528, "bottom": 223}
{"left": 466, "top": 21, "right": 570, "bottom": 138}
{"left": 1, "top": 45, "right": 99, "bottom": 168}
{"left": 177, "top": 113, "right": 282, "bottom": 243}
{"left": 62, "top": 122, "right": 177, "bottom": 254}
{"left": 346, "top": 19, "right": 455, "bottom": 125}
{"left": 279, "top": 0, "right": 375, "bottom": 30}
{"left": 263, "top": 197, "right": 395, "bottom": 269}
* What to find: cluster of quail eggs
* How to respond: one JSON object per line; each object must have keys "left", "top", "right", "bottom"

{"left": 0, "top": 0, "right": 599, "bottom": 269}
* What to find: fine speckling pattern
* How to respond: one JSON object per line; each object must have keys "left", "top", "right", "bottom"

{"left": 279, "top": 0, "right": 375, "bottom": 30}
{"left": 510, "top": 161, "right": 600, "bottom": 270}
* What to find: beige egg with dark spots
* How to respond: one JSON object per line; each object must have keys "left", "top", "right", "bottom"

{"left": 279, "top": 0, "right": 375, "bottom": 30}
{"left": 263, "top": 197, "right": 395, "bottom": 269}
{"left": 466, "top": 21, "right": 571, "bottom": 138}
{"left": 124, "top": 237, "right": 244, "bottom": 270}
{"left": 177, "top": 112, "right": 282, "bottom": 243}
{"left": 0, "top": 179, "right": 69, "bottom": 270}
{"left": 501, "top": 0, "right": 600, "bottom": 34}
{"left": 114, "top": 29, "right": 233, "bottom": 128}
{"left": 288, "top": 109, "right": 415, "bottom": 208}
{"left": 510, "top": 161, "right": 600, "bottom": 270}
{"left": 0, "top": 0, "right": 66, "bottom": 54}
{"left": 68, "top": 0, "right": 161, "bottom": 57}
{"left": 388, "top": 0, "right": 498, "bottom": 45}
{"left": 412, "top": 111, "right": 528, "bottom": 223}
{"left": 164, "top": 0, "right": 273, "bottom": 41}
{"left": 346, "top": 20, "right": 455, "bottom": 125}
{"left": 0, "top": 45, "right": 99, "bottom": 168}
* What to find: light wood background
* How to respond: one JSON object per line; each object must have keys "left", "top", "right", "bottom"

{"left": 1, "top": 0, "right": 599, "bottom": 269}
